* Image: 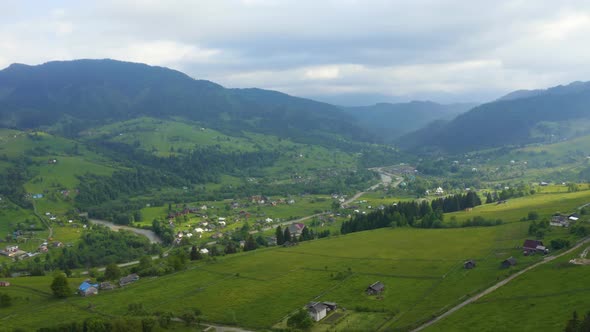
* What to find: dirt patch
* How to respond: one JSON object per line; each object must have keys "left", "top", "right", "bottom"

{"left": 322, "top": 312, "right": 345, "bottom": 324}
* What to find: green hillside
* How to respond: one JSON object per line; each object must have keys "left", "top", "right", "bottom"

{"left": 0, "top": 223, "right": 562, "bottom": 331}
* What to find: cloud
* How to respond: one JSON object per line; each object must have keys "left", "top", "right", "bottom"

{"left": 2, "top": 0, "right": 590, "bottom": 103}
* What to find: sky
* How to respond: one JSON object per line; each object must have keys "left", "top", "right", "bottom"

{"left": 1, "top": 1, "right": 590, "bottom": 105}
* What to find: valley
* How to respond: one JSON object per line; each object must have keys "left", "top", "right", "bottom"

{"left": 1, "top": 60, "right": 590, "bottom": 332}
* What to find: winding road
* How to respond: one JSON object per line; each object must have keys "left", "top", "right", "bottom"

{"left": 411, "top": 235, "right": 590, "bottom": 332}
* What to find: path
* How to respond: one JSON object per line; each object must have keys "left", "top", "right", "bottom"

{"left": 411, "top": 236, "right": 590, "bottom": 332}
{"left": 32, "top": 202, "right": 53, "bottom": 239}
{"left": 88, "top": 218, "right": 162, "bottom": 244}
{"left": 342, "top": 167, "right": 402, "bottom": 207}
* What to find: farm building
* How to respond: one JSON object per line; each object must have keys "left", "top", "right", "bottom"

{"left": 288, "top": 223, "right": 306, "bottom": 237}
{"left": 550, "top": 215, "right": 570, "bottom": 227}
{"left": 0, "top": 281, "right": 10, "bottom": 287}
{"left": 522, "top": 239, "right": 549, "bottom": 255}
{"left": 119, "top": 273, "right": 140, "bottom": 287}
{"left": 464, "top": 260, "right": 476, "bottom": 269}
{"left": 501, "top": 257, "right": 517, "bottom": 268}
{"left": 78, "top": 281, "right": 99, "bottom": 297}
{"left": 366, "top": 281, "right": 385, "bottom": 295}
{"left": 99, "top": 282, "right": 115, "bottom": 290}
{"left": 307, "top": 302, "right": 328, "bottom": 321}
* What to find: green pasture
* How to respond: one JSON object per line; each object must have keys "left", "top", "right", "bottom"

{"left": 426, "top": 245, "right": 590, "bottom": 332}
{"left": 0, "top": 223, "right": 549, "bottom": 330}
{"left": 24, "top": 156, "right": 116, "bottom": 194}
{"left": 446, "top": 190, "right": 590, "bottom": 224}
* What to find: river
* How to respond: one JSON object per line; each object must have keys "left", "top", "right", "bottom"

{"left": 88, "top": 218, "right": 162, "bottom": 244}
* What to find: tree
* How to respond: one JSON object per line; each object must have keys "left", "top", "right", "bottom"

{"left": 190, "top": 245, "right": 202, "bottom": 260}
{"left": 0, "top": 293, "right": 12, "bottom": 307}
{"left": 51, "top": 272, "right": 71, "bottom": 298}
{"left": 104, "top": 263, "right": 121, "bottom": 281}
{"left": 276, "top": 225, "right": 284, "bottom": 245}
{"left": 528, "top": 211, "right": 539, "bottom": 221}
{"left": 284, "top": 227, "right": 292, "bottom": 243}
{"left": 287, "top": 308, "right": 313, "bottom": 330}
{"left": 224, "top": 242, "right": 237, "bottom": 254}
{"left": 244, "top": 235, "right": 258, "bottom": 251}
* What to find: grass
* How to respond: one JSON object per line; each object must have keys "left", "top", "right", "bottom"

{"left": 425, "top": 245, "right": 590, "bottom": 332}
{"left": 0, "top": 223, "right": 551, "bottom": 330}
{"left": 446, "top": 190, "right": 590, "bottom": 224}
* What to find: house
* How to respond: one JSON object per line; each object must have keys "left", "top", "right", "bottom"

{"left": 501, "top": 257, "right": 517, "bottom": 268}
{"left": 435, "top": 187, "right": 444, "bottom": 195}
{"left": 199, "top": 248, "right": 209, "bottom": 255}
{"left": 119, "top": 273, "right": 140, "bottom": 287}
{"left": 366, "top": 281, "right": 385, "bottom": 295}
{"left": 550, "top": 215, "right": 570, "bottom": 227}
{"left": 53, "top": 241, "right": 63, "bottom": 248}
{"left": 288, "top": 223, "right": 306, "bottom": 237}
{"left": 78, "top": 281, "right": 99, "bottom": 296}
{"left": 523, "top": 239, "right": 548, "bottom": 255}
{"left": 464, "top": 259, "right": 476, "bottom": 269}
{"left": 99, "top": 282, "right": 114, "bottom": 290}
{"left": 0, "top": 281, "right": 10, "bottom": 287}
{"left": 265, "top": 218, "right": 273, "bottom": 223}
{"left": 307, "top": 302, "right": 328, "bottom": 321}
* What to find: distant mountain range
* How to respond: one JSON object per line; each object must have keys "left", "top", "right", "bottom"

{"left": 341, "top": 101, "right": 476, "bottom": 141}
{"left": 399, "top": 81, "right": 590, "bottom": 153}
{"left": 0, "top": 59, "right": 372, "bottom": 146}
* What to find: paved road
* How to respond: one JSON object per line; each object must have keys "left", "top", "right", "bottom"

{"left": 411, "top": 236, "right": 590, "bottom": 332}
{"left": 342, "top": 167, "right": 401, "bottom": 207}
{"left": 89, "top": 218, "right": 162, "bottom": 244}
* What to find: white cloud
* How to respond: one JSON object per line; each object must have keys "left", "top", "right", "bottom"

{"left": 2, "top": 1, "right": 590, "bottom": 103}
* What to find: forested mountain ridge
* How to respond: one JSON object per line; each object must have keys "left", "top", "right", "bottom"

{"left": 0, "top": 59, "right": 372, "bottom": 145}
{"left": 341, "top": 101, "right": 475, "bottom": 141}
{"left": 398, "top": 81, "right": 590, "bottom": 153}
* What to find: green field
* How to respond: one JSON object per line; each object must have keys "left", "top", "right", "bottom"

{"left": 0, "top": 223, "right": 562, "bottom": 331}
{"left": 425, "top": 245, "right": 590, "bottom": 332}
{"left": 446, "top": 190, "right": 590, "bottom": 224}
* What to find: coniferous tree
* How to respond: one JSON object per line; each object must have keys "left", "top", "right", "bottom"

{"left": 276, "top": 225, "right": 285, "bottom": 245}
{"left": 244, "top": 235, "right": 258, "bottom": 251}
{"left": 284, "top": 227, "right": 292, "bottom": 243}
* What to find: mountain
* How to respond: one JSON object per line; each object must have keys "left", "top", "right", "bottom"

{"left": 341, "top": 101, "right": 475, "bottom": 141}
{"left": 0, "top": 59, "right": 372, "bottom": 146}
{"left": 399, "top": 81, "right": 590, "bottom": 153}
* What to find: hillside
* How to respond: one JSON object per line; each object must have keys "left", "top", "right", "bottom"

{"left": 342, "top": 101, "right": 475, "bottom": 141}
{"left": 399, "top": 81, "right": 590, "bottom": 153}
{"left": 0, "top": 59, "right": 372, "bottom": 146}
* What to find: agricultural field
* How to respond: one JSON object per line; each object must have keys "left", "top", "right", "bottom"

{"left": 425, "top": 245, "right": 590, "bottom": 332}
{"left": 0, "top": 223, "right": 571, "bottom": 331}
{"left": 445, "top": 189, "right": 590, "bottom": 224}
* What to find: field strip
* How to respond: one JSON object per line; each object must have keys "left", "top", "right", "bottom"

{"left": 276, "top": 249, "right": 461, "bottom": 262}
{"left": 410, "top": 236, "right": 590, "bottom": 332}
{"left": 301, "top": 267, "right": 440, "bottom": 280}
{"left": 475, "top": 287, "right": 590, "bottom": 303}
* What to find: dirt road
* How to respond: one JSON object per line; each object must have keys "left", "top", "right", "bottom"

{"left": 411, "top": 236, "right": 590, "bottom": 332}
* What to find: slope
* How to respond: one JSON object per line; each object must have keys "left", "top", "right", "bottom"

{"left": 343, "top": 101, "right": 475, "bottom": 141}
{"left": 0, "top": 59, "right": 372, "bottom": 146}
{"left": 399, "top": 81, "right": 590, "bottom": 153}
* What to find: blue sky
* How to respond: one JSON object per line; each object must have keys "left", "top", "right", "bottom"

{"left": 1, "top": 0, "right": 590, "bottom": 105}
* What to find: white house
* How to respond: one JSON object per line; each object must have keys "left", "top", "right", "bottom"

{"left": 435, "top": 187, "right": 444, "bottom": 195}
{"left": 194, "top": 228, "right": 204, "bottom": 233}
{"left": 265, "top": 218, "right": 273, "bottom": 223}
{"left": 199, "top": 248, "right": 209, "bottom": 255}
{"left": 307, "top": 302, "right": 327, "bottom": 321}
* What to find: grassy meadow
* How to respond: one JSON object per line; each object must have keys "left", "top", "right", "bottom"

{"left": 0, "top": 223, "right": 564, "bottom": 331}
{"left": 425, "top": 245, "right": 590, "bottom": 332}
{"left": 445, "top": 189, "right": 590, "bottom": 224}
